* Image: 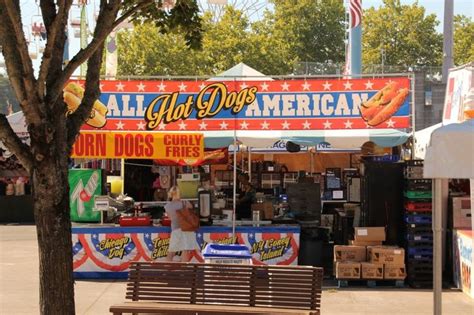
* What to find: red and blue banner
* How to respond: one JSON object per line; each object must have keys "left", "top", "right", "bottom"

{"left": 67, "top": 77, "right": 411, "bottom": 132}
{"left": 72, "top": 226, "right": 300, "bottom": 279}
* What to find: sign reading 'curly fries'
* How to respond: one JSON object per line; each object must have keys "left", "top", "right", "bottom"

{"left": 71, "top": 132, "right": 204, "bottom": 160}
{"left": 71, "top": 77, "right": 411, "bottom": 132}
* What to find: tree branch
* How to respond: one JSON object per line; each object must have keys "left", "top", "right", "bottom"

{"left": 111, "top": 1, "right": 154, "bottom": 30}
{"left": 0, "top": 114, "right": 34, "bottom": 173}
{"left": 66, "top": 44, "right": 104, "bottom": 149}
{"left": 2, "top": 0, "right": 37, "bottom": 93}
{"left": 48, "top": 0, "right": 122, "bottom": 105}
{"left": 0, "top": 1, "right": 42, "bottom": 125}
{"left": 37, "top": 0, "right": 73, "bottom": 97}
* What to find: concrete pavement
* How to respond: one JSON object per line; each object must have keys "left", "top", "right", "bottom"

{"left": 0, "top": 225, "right": 472, "bottom": 315}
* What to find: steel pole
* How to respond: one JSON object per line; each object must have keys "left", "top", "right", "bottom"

{"left": 442, "top": 0, "right": 454, "bottom": 83}
{"left": 433, "top": 179, "right": 443, "bottom": 315}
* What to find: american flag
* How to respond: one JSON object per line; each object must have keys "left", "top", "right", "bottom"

{"left": 349, "top": 0, "right": 362, "bottom": 28}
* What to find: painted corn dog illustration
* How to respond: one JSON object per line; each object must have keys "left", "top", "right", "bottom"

{"left": 360, "top": 81, "right": 409, "bottom": 126}
{"left": 63, "top": 82, "right": 108, "bottom": 128}
{"left": 368, "top": 88, "right": 409, "bottom": 126}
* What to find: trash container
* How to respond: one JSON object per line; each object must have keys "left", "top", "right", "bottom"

{"left": 202, "top": 244, "right": 252, "bottom": 264}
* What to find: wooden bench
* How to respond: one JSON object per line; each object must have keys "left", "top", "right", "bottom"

{"left": 110, "top": 261, "right": 323, "bottom": 315}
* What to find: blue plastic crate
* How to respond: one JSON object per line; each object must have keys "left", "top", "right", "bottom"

{"left": 406, "top": 234, "right": 433, "bottom": 242}
{"left": 405, "top": 214, "right": 432, "bottom": 225}
{"left": 407, "top": 247, "right": 433, "bottom": 256}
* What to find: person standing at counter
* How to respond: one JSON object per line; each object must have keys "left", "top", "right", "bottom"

{"left": 164, "top": 186, "right": 200, "bottom": 262}
{"left": 236, "top": 173, "right": 256, "bottom": 220}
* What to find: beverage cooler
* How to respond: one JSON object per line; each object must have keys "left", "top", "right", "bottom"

{"left": 68, "top": 169, "right": 106, "bottom": 222}
{"left": 360, "top": 159, "right": 404, "bottom": 246}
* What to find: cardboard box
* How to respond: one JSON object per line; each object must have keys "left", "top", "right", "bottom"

{"left": 354, "top": 227, "right": 386, "bottom": 242}
{"left": 336, "top": 262, "right": 361, "bottom": 279}
{"left": 361, "top": 262, "right": 384, "bottom": 279}
{"left": 334, "top": 245, "right": 366, "bottom": 262}
{"left": 369, "top": 246, "right": 405, "bottom": 265}
{"left": 350, "top": 240, "right": 383, "bottom": 246}
{"left": 384, "top": 264, "right": 406, "bottom": 280}
{"left": 453, "top": 197, "right": 472, "bottom": 229}
{"left": 251, "top": 202, "right": 274, "bottom": 220}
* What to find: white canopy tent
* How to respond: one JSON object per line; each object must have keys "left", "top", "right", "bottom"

{"left": 208, "top": 62, "right": 273, "bottom": 81}
{"left": 424, "top": 119, "right": 474, "bottom": 315}
{"left": 414, "top": 123, "right": 443, "bottom": 159}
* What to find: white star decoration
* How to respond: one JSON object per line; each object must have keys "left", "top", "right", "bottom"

{"left": 199, "top": 121, "right": 208, "bottom": 130}
{"left": 136, "top": 121, "right": 146, "bottom": 130}
{"left": 386, "top": 119, "right": 396, "bottom": 128}
{"left": 158, "top": 122, "right": 166, "bottom": 130}
{"left": 99, "top": 83, "right": 104, "bottom": 91}
{"left": 157, "top": 82, "right": 167, "bottom": 92}
{"left": 302, "top": 81, "right": 311, "bottom": 91}
{"left": 178, "top": 82, "right": 187, "bottom": 92}
{"left": 220, "top": 121, "right": 229, "bottom": 130}
{"left": 178, "top": 121, "right": 187, "bottom": 130}
{"left": 302, "top": 121, "right": 311, "bottom": 129}
{"left": 260, "top": 82, "right": 269, "bottom": 91}
{"left": 116, "top": 82, "right": 125, "bottom": 91}
{"left": 240, "top": 82, "right": 248, "bottom": 89}
{"left": 281, "top": 82, "right": 290, "bottom": 91}
{"left": 137, "top": 82, "right": 146, "bottom": 92}
{"left": 365, "top": 122, "right": 373, "bottom": 129}
{"left": 343, "top": 81, "right": 353, "bottom": 90}
{"left": 199, "top": 83, "right": 207, "bottom": 91}
{"left": 240, "top": 121, "right": 249, "bottom": 129}
{"left": 365, "top": 80, "right": 374, "bottom": 89}
{"left": 115, "top": 121, "right": 125, "bottom": 130}
{"left": 322, "top": 81, "right": 332, "bottom": 90}
{"left": 344, "top": 120, "right": 353, "bottom": 129}
{"left": 281, "top": 121, "right": 291, "bottom": 129}
{"left": 261, "top": 121, "right": 270, "bottom": 129}
{"left": 323, "top": 120, "right": 332, "bottom": 129}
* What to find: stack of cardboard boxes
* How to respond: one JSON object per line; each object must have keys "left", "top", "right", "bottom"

{"left": 251, "top": 201, "right": 274, "bottom": 220}
{"left": 334, "top": 227, "right": 406, "bottom": 280}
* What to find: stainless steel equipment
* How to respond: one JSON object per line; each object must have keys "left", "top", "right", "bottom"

{"left": 199, "top": 190, "right": 211, "bottom": 218}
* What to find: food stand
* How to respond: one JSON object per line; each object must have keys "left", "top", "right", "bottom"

{"left": 64, "top": 72, "right": 413, "bottom": 279}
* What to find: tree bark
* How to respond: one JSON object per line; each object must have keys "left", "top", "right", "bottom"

{"left": 31, "top": 99, "right": 75, "bottom": 314}
{"left": 33, "top": 164, "right": 75, "bottom": 315}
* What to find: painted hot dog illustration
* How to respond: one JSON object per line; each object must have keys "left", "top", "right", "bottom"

{"left": 63, "top": 82, "right": 108, "bottom": 128}
{"left": 360, "top": 82, "right": 409, "bottom": 127}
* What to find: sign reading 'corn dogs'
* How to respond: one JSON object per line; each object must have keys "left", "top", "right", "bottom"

{"left": 71, "top": 132, "right": 204, "bottom": 160}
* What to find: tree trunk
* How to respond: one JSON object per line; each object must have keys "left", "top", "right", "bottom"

{"left": 31, "top": 115, "right": 75, "bottom": 314}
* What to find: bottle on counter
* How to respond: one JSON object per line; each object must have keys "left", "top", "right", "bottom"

{"left": 15, "top": 177, "right": 25, "bottom": 196}
{"left": 6, "top": 181, "right": 14, "bottom": 196}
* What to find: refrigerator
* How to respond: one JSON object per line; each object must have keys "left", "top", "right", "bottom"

{"left": 360, "top": 160, "right": 404, "bottom": 246}
{"left": 68, "top": 169, "right": 105, "bottom": 222}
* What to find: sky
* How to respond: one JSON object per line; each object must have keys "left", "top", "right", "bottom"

{"left": 363, "top": 0, "right": 473, "bottom": 32}
{"left": 19, "top": 0, "right": 473, "bottom": 30}
{"left": 10, "top": 0, "right": 473, "bottom": 77}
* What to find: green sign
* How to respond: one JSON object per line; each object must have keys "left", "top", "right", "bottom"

{"left": 69, "top": 169, "right": 101, "bottom": 222}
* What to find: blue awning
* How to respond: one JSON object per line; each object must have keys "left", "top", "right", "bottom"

{"left": 203, "top": 129, "right": 409, "bottom": 149}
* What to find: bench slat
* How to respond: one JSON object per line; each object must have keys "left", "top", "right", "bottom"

{"left": 110, "top": 302, "right": 320, "bottom": 315}
{"left": 113, "top": 262, "right": 323, "bottom": 314}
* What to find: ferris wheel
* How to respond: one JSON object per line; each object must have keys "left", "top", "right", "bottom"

{"left": 199, "top": 0, "right": 268, "bottom": 22}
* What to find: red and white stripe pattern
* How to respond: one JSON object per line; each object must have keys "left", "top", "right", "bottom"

{"left": 349, "top": 0, "right": 362, "bottom": 28}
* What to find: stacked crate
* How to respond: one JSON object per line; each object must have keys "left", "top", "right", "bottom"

{"left": 403, "top": 160, "right": 433, "bottom": 288}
